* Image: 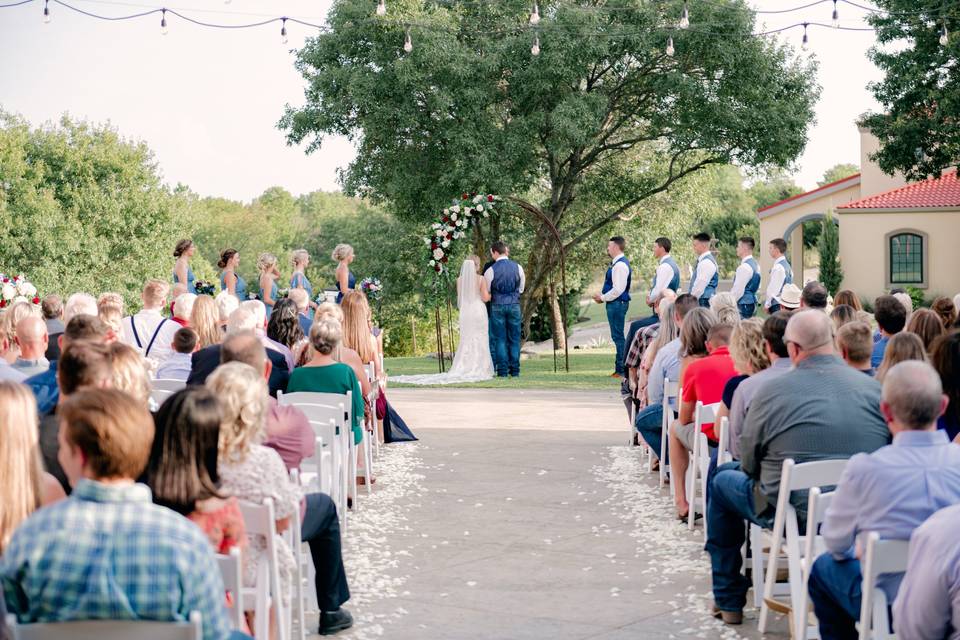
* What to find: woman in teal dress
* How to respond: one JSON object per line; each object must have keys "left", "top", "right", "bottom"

{"left": 218, "top": 248, "right": 248, "bottom": 300}
{"left": 286, "top": 317, "right": 364, "bottom": 445}
{"left": 290, "top": 249, "right": 315, "bottom": 317}
{"left": 173, "top": 239, "right": 197, "bottom": 294}
{"left": 257, "top": 252, "right": 280, "bottom": 318}
{"left": 332, "top": 244, "right": 356, "bottom": 304}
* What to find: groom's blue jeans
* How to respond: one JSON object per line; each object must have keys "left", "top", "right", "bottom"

{"left": 490, "top": 303, "right": 521, "bottom": 377}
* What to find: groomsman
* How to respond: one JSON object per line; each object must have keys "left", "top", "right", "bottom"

{"left": 623, "top": 237, "right": 681, "bottom": 361}
{"left": 764, "top": 237, "right": 793, "bottom": 314}
{"left": 728, "top": 237, "right": 761, "bottom": 319}
{"left": 688, "top": 232, "right": 718, "bottom": 308}
{"left": 593, "top": 237, "right": 632, "bottom": 378}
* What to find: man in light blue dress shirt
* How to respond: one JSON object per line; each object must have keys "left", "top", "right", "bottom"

{"left": 808, "top": 360, "right": 960, "bottom": 639}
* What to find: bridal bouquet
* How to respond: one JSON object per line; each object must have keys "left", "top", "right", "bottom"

{"left": 359, "top": 277, "right": 383, "bottom": 301}
{"left": 194, "top": 281, "right": 217, "bottom": 296}
{"left": 0, "top": 274, "right": 40, "bottom": 308}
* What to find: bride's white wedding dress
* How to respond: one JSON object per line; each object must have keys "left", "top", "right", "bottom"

{"left": 391, "top": 260, "right": 495, "bottom": 385}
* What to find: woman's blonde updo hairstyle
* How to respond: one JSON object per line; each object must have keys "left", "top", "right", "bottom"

{"left": 206, "top": 362, "right": 268, "bottom": 462}
{"left": 257, "top": 252, "right": 278, "bottom": 274}
{"left": 331, "top": 244, "right": 354, "bottom": 262}
{"left": 292, "top": 249, "right": 310, "bottom": 269}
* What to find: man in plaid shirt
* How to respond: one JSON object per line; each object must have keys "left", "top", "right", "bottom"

{"left": 1, "top": 388, "right": 247, "bottom": 640}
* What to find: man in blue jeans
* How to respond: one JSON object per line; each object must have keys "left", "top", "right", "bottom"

{"left": 593, "top": 236, "right": 633, "bottom": 378}
{"left": 484, "top": 241, "right": 525, "bottom": 377}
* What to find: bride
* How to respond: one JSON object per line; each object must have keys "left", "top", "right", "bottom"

{"left": 392, "top": 256, "right": 495, "bottom": 385}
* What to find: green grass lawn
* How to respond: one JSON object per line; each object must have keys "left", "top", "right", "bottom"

{"left": 387, "top": 351, "right": 622, "bottom": 390}
{"left": 575, "top": 299, "right": 648, "bottom": 327}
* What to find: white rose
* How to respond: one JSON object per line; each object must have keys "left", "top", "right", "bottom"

{"left": 441, "top": 240, "right": 451, "bottom": 248}
{"left": 451, "top": 205, "right": 460, "bottom": 213}
{"left": 451, "top": 213, "right": 458, "bottom": 221}
{"left": 443, "top": 208, "right": 449, "bottom": 215}
{"left": 1, "top": 283, "right": 14, "bottom": 300}
{"left": 12, "top": 296, "right": 27, "bottom": 305}
{"left": 473, "top": 195, "right": 482, "bottom": 204}
{"left": 429, "top": 259, "right": 436, "bottom": 266}
{"left": 424, "top": 237, "right": 432, "bottom": 245}
{"left": 432, "top": 223, "right": 441, "bottom": 229}
{"left": 483, "top": 210, "right": 490, "bottom": 218}
{"left": 476, "top": 204, "right": 484, "bottom": 212}
{"left": 23, "top": 283, "right": 36, "bottom": 297}
{"left": 432, "top": 248, "right": 444, "bottom": 260}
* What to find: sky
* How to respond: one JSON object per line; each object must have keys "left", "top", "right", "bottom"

{"left": 0, "top": 0, "right": 884, "bottom": 202}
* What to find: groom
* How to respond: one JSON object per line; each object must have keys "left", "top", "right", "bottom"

{"left": 484, "top": 241, "right": 525, "bottom": 378}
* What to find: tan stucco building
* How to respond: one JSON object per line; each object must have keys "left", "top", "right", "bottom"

{"left": 757, "top": 128, "right": 960, "bottom": 302}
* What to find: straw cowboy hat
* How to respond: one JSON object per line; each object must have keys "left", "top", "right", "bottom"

{"left": 779, "top": 283, "right": 802, "bottom": 310}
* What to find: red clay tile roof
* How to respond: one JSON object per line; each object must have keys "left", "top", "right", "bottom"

{"left": 838, "top": 169, "right": 960, "bottom": 210}
{"left": 756, "top": 173, "right": 861, "bottom": 213}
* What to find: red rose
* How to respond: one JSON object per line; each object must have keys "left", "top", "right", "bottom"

{"left": 32, "top": 297, "right": 39, "bottom": 304}
{"left": 446, "top": 233, "right": 453, "bottom": 239}
{"left": 435, "top": 265, "right": 442, "bottom": 272}
{"left": 431, "top": 242, "right": 438, "bottom": 250}
{"left": 461, "top": 193, "right": 468, "bottom": 200}
{"left": 0, "top": 300, "right": 6, "bottom": 308}
{"left": 441, "top": 255, "right": 449, "bottom": 263}
{"left": 441, "top": 216, "right": 449, "bottom": 223}
{"left": 487, "top": 195, "right": 494, "bottom": 202}
{"left": 471, "top": 192, "right": 476, "bottom": 197}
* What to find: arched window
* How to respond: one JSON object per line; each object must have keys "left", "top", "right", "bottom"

{"left": 888, "top": 232, "right": 924, "bottom": 285}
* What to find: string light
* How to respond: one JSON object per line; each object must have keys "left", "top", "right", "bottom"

{"left": 376, "top": 0, "right": 386, "bottom": 17}
{"left": 281, "top": 16, "right": 287, "bottom": 44}
{"left": 529, "top": 1, "right": 540, "bottom": 25}
{"left": 42, "top": 0, "right": 49, "bottom": 22}
{"left": 940, "top": 23, "right": 949, "bottom": 46}
{"left": 531, "top": 34, "right": 540, "bottom": 55}
{"left": 160, "top": 7, "right": 167, "bottom": 34}
{"left": 831, "top": 0, "right": 838, "bottom": 27}
{"left": 679, "top": 1, "right": 689, "bottom": 29}
{"left": 665, "top": 36, "right": 674, "bottom": 56}
{"left": 801, "top": 21, "right": 808, "bottom": 48}
{"left": 403, "top": 28, "right": 412, "bottom": 52}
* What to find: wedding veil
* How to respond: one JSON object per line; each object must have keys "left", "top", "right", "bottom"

{"left": 458, "top": 259, "right": 481, "bottom": 308}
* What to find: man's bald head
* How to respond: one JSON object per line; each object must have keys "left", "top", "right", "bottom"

{"left": 881, "top": 360, "right": 946, "bottom": 431}
{"left": 15, "top": 316, "right": 48, "bottom": 359}
{"left": 784, "top": 309, "right": 835, "bottom": 362}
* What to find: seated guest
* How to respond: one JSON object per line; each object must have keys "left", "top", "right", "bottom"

{"left": 313, "top": 304, "right": 373, "bottom": 400}
{"left": 143, "top": 387, "right": 245, "bottom": 555}
{"left": 12, "top": 317, "right": 49, "bottom": 377}
{"left": 0, "top": 381, "right": 65, "bottom": 553}
{"left": 625, "top": 289, "right": 678, "bottom": 398}
{"left": 27, "top": 314, "right": 109, "bottom": 416}
{"left": 627, "top": 298, "right": 677, "bottom": 422}
{"left": 906, "top": 307, "right": 945, "bottom": 355}
{"left": 155, "top": 327, "right": 198, "bottom": 382}
{"left": 170, "top": 282, "right": 187, "bottom": 316}
{"left": 0, "top": 388, "right": 243, "bottom": 640}
{"left": 931, "top": 330, "right": 960, "bottom": 441}
{"left": 97, "top": 292, "right": 125, "bottom": 340}
{"left": 716, "top": 319, "right": 769, "bottom": 435}
{"left": 778, "top": 283, "right": 802, "bottom": 311}
{"left": 808, "top": 360, "right": 960, "bottom": 640}
{"left": 191, "top": 294, "right": 222, "bottom": 350}
{"left": 836, "top": 320, "right": 875, "bottom": 376}
{"left": 801, "top": 281, "right": 829, "bottom": 310}
{"left": 931, "top": 295, "right": 957, "bottom": 328}
{"left": 707, "top": 310, "right": 889, "bottom": 625}
{"left": 893, "top": 501, "right": 960, "bottom": 637}
{"left": 215, "top": 290, "right": 240, "bottom": 331}
{"left": 108, "top": 342, "right": 152, "bottom": 408}
{"left": 0, "top": 322, "right": 26, "bottom": 383}
{"left": 220, "top": 330, "right": 313, "bottom": 471}
{"left": 241, "top": 299, "right": 294, "bottom": 371}
{"left": 187, "top": 307, "right": 289, "bottom": 396}
{"left": 40, "top": 294, "right": 64, "bottom": 361}
{"left": 893, "top": 291, "right": 914, "bottom": 321}
{"left": 833, "top": 289, "right": 862, "bottom": 311}
{"left": 875, "top": 331, "right": 926, "bottom": 383}
{"left": 209, "top": 363, "right": 353, "bottom": 635}
{"left": 288, "top": 319, "right": 365, "bottom": 447}
{"left": 121, "top": 279, "right": 178, "bottom": 364}
{"left": 268, "top": 298, "right": 306, "bottom": 353}
{"left": 709, "top": 292, "right": 741, "bottom": 326}
{"left": 871, "top": 295, "right": 907, "bottom": 368}
{"left": 172, "top": 292, "right": 196, "bottom": 327}
{"left": 288, "top": 288, "right": 313, "bottom": 338}
{"left": 830, "top": 304, "right": 857, "bottom": 331}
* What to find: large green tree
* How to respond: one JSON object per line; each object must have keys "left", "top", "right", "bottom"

{"left": 862, "top": 1, "right": 960, "bottom": 180}
{"left": 281, "top": 0, "right": 819, "bottom": 323}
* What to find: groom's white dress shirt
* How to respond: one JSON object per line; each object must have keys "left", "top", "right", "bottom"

{"left": 483, "top": 256, "right": 526, "bottom": 294}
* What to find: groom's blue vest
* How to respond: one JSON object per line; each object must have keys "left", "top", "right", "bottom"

{"left": 739, "top": 257, "right": 761, "bottom": 306}
{"left": 490, "top": 259, "right": 522, "bottom": 306}
{"left": 603, "top": 257, "right": 632, "bottom": 303}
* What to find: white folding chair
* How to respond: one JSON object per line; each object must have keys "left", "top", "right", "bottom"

{"left": 215, "top": 547, "right": 244, "bottom": 631}
{"left": 686, "top": 401, "right": 719, "bottom": 535}
{"left": 286, "top": 470, "right": 308, "bottom": 640}
{"left": 286, "top": 405, "right": 346, "bottom": 518}
{"left": 239, "top": 498, "right": 290, "bottom": 640}
{"left": 658, "top": 380, "right": 678, "bottom": 488}
{"left": 758, "top": 458, "right": 849, "bottom": 634}
{"left": 717, "top": 416, "right": 734, "bottom": 466}
{"left": 795, "top": 487, "right": 836, "bottom": 639}
{"left": 7, "top": 613, "right": 202, "bottom": 640}
{"left": 858, "top": 532, "right": 909, "bottom": 640}
{"left": 364, "top": 361, "right": 381, "bottom": 458}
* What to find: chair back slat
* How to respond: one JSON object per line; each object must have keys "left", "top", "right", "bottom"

{"left": 7, "top": 612, "right": 202, "bottom": 640}
{"left": 215, "top": 548, "right": 244, "bottom": 630}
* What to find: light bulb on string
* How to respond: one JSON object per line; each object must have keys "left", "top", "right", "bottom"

{"left": 941, "top": 23, "right": 950, "bottom": 47}
{"left": 831, "top": 0, "right": 838, "bottom": 28}
{"left": 529, "top": 2, "right": 540, "bottom": 25}
{"left": 531, "top": 35, "right": 540, "bottom": 56}
{"left": 665, "top": 36, "right": 674, "bottom": 57}
{"left": 679, "top": 2, "right": 689, "bottom": 29}
{"left": 160, "top": 8, "right": 168, "bottom": 35}
{"left": 281, "top": 18, "right": 288, "bottom": 44}
{"left": 43, "top": 0, "right": 50, "bottom": 23}
{"left": 801, "top": 22, "right": 809, "bottom": 49}
{"left": 376, "top": 0, "right": 386, "bottom": 17}
{"left": 403, "top": 29, "right": 412, "bottom": 53}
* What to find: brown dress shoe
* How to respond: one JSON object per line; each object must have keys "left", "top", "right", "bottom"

{"left": 712, "top": 603, "right": 743, "bottom": 625}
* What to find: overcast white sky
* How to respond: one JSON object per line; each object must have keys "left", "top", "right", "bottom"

{"left": 0, "top": 0, "right": 882, "bottom": 201}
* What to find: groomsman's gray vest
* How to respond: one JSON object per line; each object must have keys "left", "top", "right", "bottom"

{"left": 490, "top": 259, "right": 522, "bottom": 306}
{"left": 653, "top": 256, "right": 682, "bottom": 293}
{"left": 688, "top": 252, "right": 719, "bottom": 305}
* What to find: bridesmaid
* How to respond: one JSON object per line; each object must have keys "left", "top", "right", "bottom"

{"left": 173, "top": 239, "right": 197, "bottom": 294}
{"left": 332, "top": 244, "right": 356, "bottom": 304}
{"left": 218, "top": 248, "right": 247, "bottom": 301}
{"left": 290, "top": 249, "right": 315, "bottom": 316}
{"left": 257, "top": 252, "right": 280, "bottom": 318}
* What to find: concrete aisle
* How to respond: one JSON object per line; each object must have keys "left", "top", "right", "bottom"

{"left": 330, "top": 390, "right": 788, "bottom": 640}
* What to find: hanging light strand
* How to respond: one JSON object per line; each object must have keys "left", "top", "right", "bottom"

{"left": 403, "top": 27, "right": 412, "bottom": 52}
{"left": 376, "top": 0, "right": 386, "bottom": 17}
{"left": 831, "top": 0, "right": 838, "bottom": 27}
{"left": 160, "top": 6, "right": 167, "bottom": 34}
{"left": 679, "top": 1, "right": 689, "bottom": 29}
{"left": 531, "top": 33, "right": 540, "bottom": 55}
{"left": 281, "top": 16, "right": 287, "bottom": 43}
{"left": 529, "top": 1, "right": 540, "bottom": 25}
{"left": 801, "top": 21, "right": 809, "bottom": 47}
{"left": 42, "top": 0, "right": 49, "bottom": 21}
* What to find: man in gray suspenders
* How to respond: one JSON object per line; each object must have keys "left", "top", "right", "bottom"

{"left": 121, "top": 279, "right": 179, "bottom": 365}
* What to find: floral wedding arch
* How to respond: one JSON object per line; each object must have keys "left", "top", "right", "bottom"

{"left": 425, "top": 193, "right": 501, "bottom": 276}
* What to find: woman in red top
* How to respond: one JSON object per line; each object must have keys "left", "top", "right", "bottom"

{"left": 670, "top": 310, "right": 738, "bottom": 519}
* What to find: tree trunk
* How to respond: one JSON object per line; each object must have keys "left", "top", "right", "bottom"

{"left": 547, "top": 281, "right": 566, "bottom": 350}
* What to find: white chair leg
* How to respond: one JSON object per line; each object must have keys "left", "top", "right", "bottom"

{"left": 687, "top": 434, "right": 699, "bottom": 532}
{"left": 362, "top": 430, "right": 372, "bottom": 496}
{"left": 750, "top": 524, "right": 765, "bottom": 609}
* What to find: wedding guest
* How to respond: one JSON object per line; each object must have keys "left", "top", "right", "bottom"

{"left": 173, "top": 292, "right": 197, "bottom": 328}
{"left": 242, "top": 299, "right": 294, "bottom": 371}
{"left": 0, "top": 321, "right": 26, "bottom": 383}
{"left": 289, "top": 288, "right": 313, "bottom": 337}
{"left": 0, "top": 388, "right": 240, "bottom": 640}
{"left": 688, "top": 232, "right": 718, "bottom": 308}
{"left": 290, "top": 249, "right": 315, "bottom": 314}
{"left": 778, "top": 282, "right": 803, "bottom": 311}
{"left": 156, "top": 328, "right": 197, "bottom": 382}
{"left": 625, "top": 289, "right": 677, "bottom": 402}
{"left": 173, "top": 238, "right": 197, "bottom": 294}
{"left": 191, "top": 294, "right": 222, "bottom": 349}
{"left": 3, "top": 303, "right": 39, "bottom": 363}
{"left": 0, "top": 381, "right": 65, "bottom": 553}
{"left": 931, "top": 330, "right": 960, "bottom": 441}
{"left": 109, "top": 342, "right": 152, "bottom": 407}
{"left": 97, "top": 292, "right": 124, "bottom": 339}
{"left": 833, "top": 289, "right": 862, "bottom": 311}
{"left": 121, "top": 279, "right": 178, "bottom": 364}
{"left": 267, "top": 298, "right": 305, "bottom": 352}
{"left": 332, "top": 244, "right": 356, "bottom": 304}
{"left": 893, "top": 291, "right": 914, "bottom": 320}
{"left": 830, "top": 304, "right": 857, "bottom": 331}
{"left": 258, "top": 253, "right": 281, "bottom": 318}
{"left": 809, "top": 361, "right": 960, "bottom": 640}
{"left": 209, "top": 362, "right": 353, "bottom": 635}
{"left": 718, "top": 318, "right": 770, "bottom": 430}
{"left": 216, "top": 289, "right": 240, "bottom": 330}
{"left": 708, "top": 310, "right": 888, "bottom": 625}
{"left": 876, "top": 332, "right": 927, "bottom": 383}
{"left": 836, "top": 321, "right": 875, "bottom": 376}
{"left": 12, "top": 317, "right": 49, "bottom": 377}
{"left": 907, "top": 307, "right": 945, "bottom": 354}
{"left": 801, "top": 281, "right": 829, "bottom": 310}
{"left": 764, "top": 238, "right": 793, "bottom": 314}
{"left": 314, "top": 303, "right": 372, "bottom": 399}
{"left": 709, "top": 292, "right": 741, "bottom": 326}
{"left": 871, "top": 294, "right": 907, "bottom": 368}
{"left": 218, "top": 248, "right": 247, "bottom": 300}
{"left": 728, "top": 237, "right": 761, "bottom": 319}
{"left": 591, "top": 236, "right": 632, "bottom": 378}
{"left": 41, "top": 294, "right": 64, "bottom": 362}
{"left": 341, "top": 291, "right": 381, "bottom": 377}
{"left": 931, "top": 295, "right": 958, "bottom": 328}
{"left": 170, "top": 282, "right": 187, "bottom": 316}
